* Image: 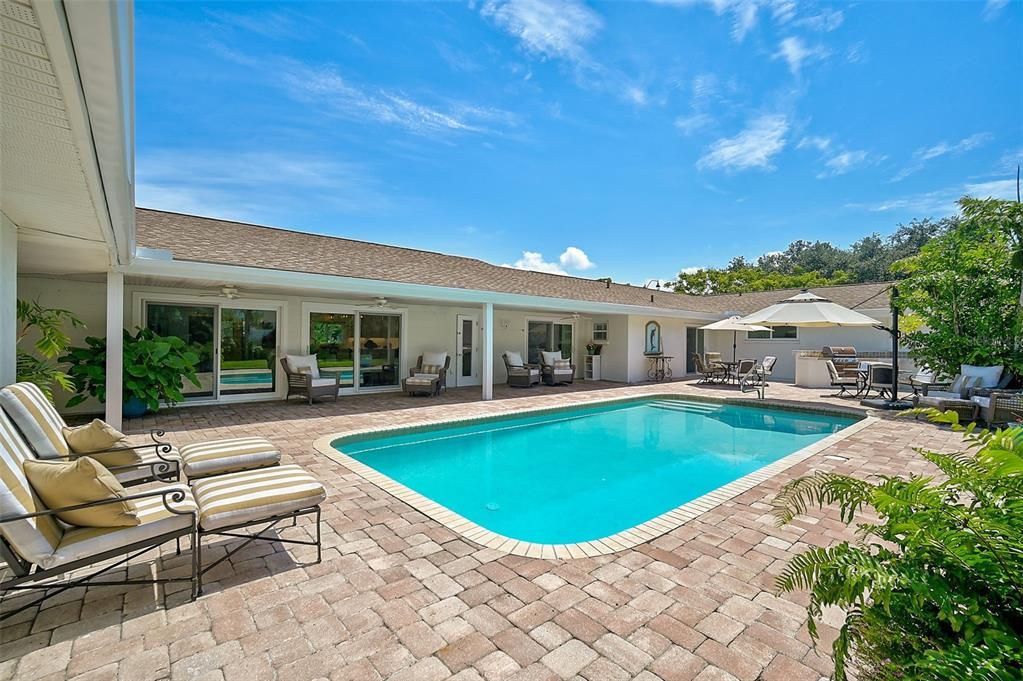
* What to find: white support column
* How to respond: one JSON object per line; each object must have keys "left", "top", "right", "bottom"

{"left": 482, "top": 302, "right": 494, "bottom": 401}
{"left": 0, "top": 215, "right": 16, "bottom": 386}
{"left": 105, "top": 270, "right": 124, "bottom": 429}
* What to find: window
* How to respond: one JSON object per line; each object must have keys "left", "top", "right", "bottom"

{"left": 748, "top": 325, "right": 798, "bottom": 340}
{"left": 309, "top": 312, "right": 355, "bottom": 388}
{"left": 592, "top": 321, "right": 608, "bottom": 342}
{"left": 527, "top": 321, "right": 573, "bottom": 364}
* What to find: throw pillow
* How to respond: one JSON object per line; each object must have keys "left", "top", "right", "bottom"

{"left": 62, "top": 419, "right": 142, "bottom": 467}
{"left": 24, "top": 457, "right": 140, "bottom": 527}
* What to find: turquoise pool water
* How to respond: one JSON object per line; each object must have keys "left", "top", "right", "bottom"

{"left": 338, "top": 399, "right": 857, "bottom": 544}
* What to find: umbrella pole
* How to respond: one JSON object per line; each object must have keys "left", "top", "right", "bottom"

{"left": 861, "top": 285, "right": 911, "bottom": 410}
{"left": 732, "top": 330, "right": 737, "bottom": 363}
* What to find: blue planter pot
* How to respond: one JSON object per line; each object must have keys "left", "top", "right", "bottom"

{"left": 122, "top": 396, "right": 148, "bottom": 419}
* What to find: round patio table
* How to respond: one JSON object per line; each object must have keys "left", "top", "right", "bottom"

{"left": 717, "top": 360, "right": 740, "bottom": 384}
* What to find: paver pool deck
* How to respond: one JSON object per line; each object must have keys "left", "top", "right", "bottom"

{"left": 0, "top": 379, "right": 966, "bottom": 681}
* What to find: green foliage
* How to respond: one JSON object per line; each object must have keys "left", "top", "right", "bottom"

{"left": 892, "top": 198, "right": 1023, "bottom": 379}
{"left": 773, "top": 409, "right": 1023, "bottom": 680}
{"left": 61, "top": 328, "right": 201, "bottom": 412}
{"left": 673, "top": 218, "right": 948, "bottom": 294}
{"left": 15, "top": 299, "right": 84, "bottom": 398}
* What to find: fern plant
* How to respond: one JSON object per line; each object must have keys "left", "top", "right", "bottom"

{"left": 773, "top": 409, "right": 1023, "bottom": 681}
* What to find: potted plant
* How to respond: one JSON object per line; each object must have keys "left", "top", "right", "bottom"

{"left": 62, "top": 328, "right": 202, "bottom": 417}
{"left": 15, "top": 299, "right": 84, "bottom": 399}
{"left": 585, "top": 342, "right": 602, "bottom": 356}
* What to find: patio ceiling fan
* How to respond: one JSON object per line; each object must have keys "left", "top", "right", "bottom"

{"left": 355, "top": 296, "right": 399, "bottom": 310}
{"left": 200, "top": 285, "right": 242, "bottom": 300}
{"left": 557, "top": 312, "right": 589, "bottom": 322}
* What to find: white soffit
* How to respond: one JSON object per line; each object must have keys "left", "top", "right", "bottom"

{"left": 1, "top": 0, "right": 133, "bottom": 274}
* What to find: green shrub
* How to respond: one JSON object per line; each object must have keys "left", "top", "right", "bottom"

{"left": 15, "top": 299, "right": 83, "bottom": 398}
{"left": 773, "top": 410, "right": 1023, "bottom": 680}
{"left": 62, "top": 328, "right": 201, "bottom": 412}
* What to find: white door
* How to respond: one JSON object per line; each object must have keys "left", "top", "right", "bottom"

{"left": 455, "top": 314, "right": 480, "bottom": 386}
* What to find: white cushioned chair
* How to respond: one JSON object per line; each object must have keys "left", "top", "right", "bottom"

{"left": 403, "top": 352, "right": 450, "bottom": 396}
{"left": 503, "top": 351, "right": 540, "bottom": 388}
{"left": 539, "top": 351, "right": 575, "bottom": 385}
{"left": 281, "top": 355, "right": 341, "bottom": 405}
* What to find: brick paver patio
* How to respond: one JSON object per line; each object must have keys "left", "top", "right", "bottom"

{"left": 0, "top": 379, "right": 965, "bottom": 681}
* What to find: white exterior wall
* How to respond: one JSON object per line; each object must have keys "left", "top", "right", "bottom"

{"left": 702, "top": 308, "right": 895, "bottom": 381}
{"left": 625, "top": 316, "right": 689, "bottom": 383}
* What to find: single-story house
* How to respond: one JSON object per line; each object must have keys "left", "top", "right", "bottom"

{"left": 0, "top": 0, "right": 898, "bottom": 428}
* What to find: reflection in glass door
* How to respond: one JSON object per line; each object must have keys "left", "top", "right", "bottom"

{"left": 455, "top": 314, "right": 478, "bottom": 386}
{"left": 685, "top": 327, "right": 705, "bottom": 373}
{"left": 309, "top": 312, "right": 355, "bottom": 389}
{"left": 219, "top": 309, "right": 278, "bottom": 395}
{"left": 145, "top": 303, "right": 216, "bottom": 398}
{"left": 526, "top": 321, "right": 574, "bottom": 365}
{"left": 358, "top": 313, "right": 400, "bottom": 389}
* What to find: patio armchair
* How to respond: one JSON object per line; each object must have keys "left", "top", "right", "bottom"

{"left": 911, "top": 375, "right": 984, "bottom": 422}
{"left": 737, "top": 359, "right": 767, "bottom": 399}
{"left": 281, "top": 355, "right": 341, "bottom": 405}
{"left": 825, "top": 360, "right": 859, "bottom": 397}
{"left": 693, "top": 354, "right": 727, "bottom": 384}
{"left": 971, "top": 389, "right": 1023, "bottom": 426}
{"left": 0, "top": 406, "right": 326, "bottom": 619}
{"left": 403, "top": 352, "right": 450, "bottom": 396}
{"left": 539, "top": 351, "right": 575, "bottom": 385}
{"left": 503, "top": 351, "right": 540, "bottom": 388}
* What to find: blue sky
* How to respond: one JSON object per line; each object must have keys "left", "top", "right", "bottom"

{"left": 134, "top": 0, "right": 1022, "bottom": 286}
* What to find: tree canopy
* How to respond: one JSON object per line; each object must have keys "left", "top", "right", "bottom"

{"left": 673, "top": 218, "right": 950, "bottom": 295}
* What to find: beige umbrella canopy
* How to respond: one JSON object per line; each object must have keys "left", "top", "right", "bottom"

{"left": 737, "top": 292, "right": 880, "bottom": 328}
{"left": 700, "top": 316, "right": 772, "bottom": 363}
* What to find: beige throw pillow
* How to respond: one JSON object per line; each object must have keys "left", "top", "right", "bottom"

{"left": 62, "top": 419, "right": 142, "bottom": 467}
{"left": 24, "top": 457, "right": 140, "bottom": 528}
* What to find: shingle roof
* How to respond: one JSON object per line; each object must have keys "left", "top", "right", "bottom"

{"left": 134, "top": 208, "right": 892, "bottom": 315}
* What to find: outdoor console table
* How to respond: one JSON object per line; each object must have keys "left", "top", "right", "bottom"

{"left": 647, "top": 355, "right": 673, "bottom": 382}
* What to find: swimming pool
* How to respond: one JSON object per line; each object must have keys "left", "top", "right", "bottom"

{"left": 329, "top": 397, "right": 863, "bottom": 551}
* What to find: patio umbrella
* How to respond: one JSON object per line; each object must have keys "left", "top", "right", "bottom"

{"left": 699, "top": 316, "right": 771, "bottom": 363}
{"left": 737, "top": 292, "right": 880, "bottom": 327}
{"left": 737, "top": 289, "right": 909, "bottom": 409}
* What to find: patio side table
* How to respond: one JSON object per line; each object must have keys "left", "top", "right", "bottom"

{"left": 647, "top": 355, "right": 673, "bottom": 382}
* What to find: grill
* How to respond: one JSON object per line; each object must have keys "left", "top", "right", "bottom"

{"left": 822, "top": 346, "right": 859, "bottom": 379}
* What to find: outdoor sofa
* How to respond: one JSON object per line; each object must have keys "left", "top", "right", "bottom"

{"left": 911, "top": 365, "right": 1011, "bottom": 423}
{"left": 502, "top": 351, "right": 540, "bottom": 388}
{"left": 0, "top": 382, "right": 326, "bottom": 619}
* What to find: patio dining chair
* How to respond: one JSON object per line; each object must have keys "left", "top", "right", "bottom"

{"left": 693, "top": 354, "right": 727, "bottom": 384}
{"left": 737, "top": 359, "right": 767, "bottom": 399}
{"left": 825, "top": 360, "right": 859, "bottom": 397}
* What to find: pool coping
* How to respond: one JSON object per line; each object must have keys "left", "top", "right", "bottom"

{"left": 313, "top": 393, "right": 878, "bottom": 559}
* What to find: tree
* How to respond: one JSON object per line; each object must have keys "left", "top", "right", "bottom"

{"left": 773, "top": 411, "right": 1023, "bottom": 681}
{"left": 892, "top": 198, "right": 1023, "bottom": 379}
{"left": 15, "top": 299, "right": 84, "bottom": 398}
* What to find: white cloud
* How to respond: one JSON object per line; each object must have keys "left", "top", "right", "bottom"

{"left": 675, "top": 112, "right": 715, "bottom": 136}
{"left": 794, "top": 8, "right": 844, "bottom": 31}
{"left": 136, "top": 150, "right": 391, "bottom": 221}
{"left": 964, "top": 179, "right": 1017, "bottom": 199}
{"left": 502, "top": 246, "right": 595, "bottom": 275}
{"left": 797, "top": 136, "right": 831, "bottom": 151}
{"left": 698, "top": 114, "right": 789, "bottom": 171}
{"left": 503, "top": 251, "right": 568, "bottom": 275}
{"left": 559, "top": 246, "right": 595, "bottom": 270}
{"left": 774, "top": 37, "right": 829, "bottom": 75}
{"left": 892, "top": 132, "right": 993, "bottom": 181}
{"left": 818, "top": 149, "right": 878, "bottom": 178}
{"left": 624, "top": 86, "right": 649, "bottom": 106}
{"left": 983, "top": 0, "right": 1009, "bottom": 20}
{"left": 480, "top": 0, "right": 602, "bottom": 64}
{"left": 849, "top": 177, "right": 1017, "bottom": 215}
{"left": 656, "top": 0, "right": 829, "bottom": 42}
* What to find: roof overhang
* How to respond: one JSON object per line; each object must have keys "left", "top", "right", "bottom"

{"left": 3, "top": 0, "right": 135, "bottom": 274}
{"left": 121, "top": 256, "right": 723, "bottom": 320}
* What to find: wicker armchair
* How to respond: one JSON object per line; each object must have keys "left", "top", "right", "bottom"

{"left": 402, "top": 353, "right": 450, "bottom": 396}
{"left": 539, "top": 351, "right": 575, "bottom": 385}
{"left": 281, "top": 357, "right": 341, "bottom": 405}
{"left": 502, "top": 352, "right": 540, "bottom": 388}
{"left": 972, "top": 389, "right": 1023, "bottom": 427}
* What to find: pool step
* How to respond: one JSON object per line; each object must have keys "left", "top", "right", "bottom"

{"left": 648, "top": 400, "right": 720, "bottom": 415}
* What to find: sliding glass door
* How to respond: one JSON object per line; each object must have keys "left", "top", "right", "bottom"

{"left": 219, "top": 309, "right": 277, "bottom": 395}
{"left": 145, "top": 303, "right": 216, "bottom": 399}
{"left": 527, "top": 321, "right": 574, "bottom": 364}
{"left": 309, "top": 312, "right": 355, "bottom": 389}
{"left": 358, "top": 313, "right": 400, "bottom": 389}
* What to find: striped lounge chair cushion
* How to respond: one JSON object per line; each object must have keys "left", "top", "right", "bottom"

{"left": 405, "top": 376, "right": 436, "bottom": 386}
{"left": 191, "top": 465, "right": 326, "bottom": 531}
{"left": 49, "top": 486, "right": 196, "bottom": 570}
{"left": 179, "top": 437, "right": 280, "bottom": 479}
{"left": 0, "top": 382, "right": 70, "bottom": 459}
{"left": 0, "top": 409, "right": 63, "bottom": 566}
{"left": 420, "top": 364, "right": 443, "bottom": 375}
{"left": 112, "top": 447, "right": 182, "bottom": 485}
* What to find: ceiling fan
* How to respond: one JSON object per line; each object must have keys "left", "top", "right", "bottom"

{"left": 355, "top": 296, "right": 399, "bottom": 310}
{"left": 557, "top": 312, "right": 589, "bottom": 322}
{"left": 200, "top": 285, "right": 241, "bottom": 300}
